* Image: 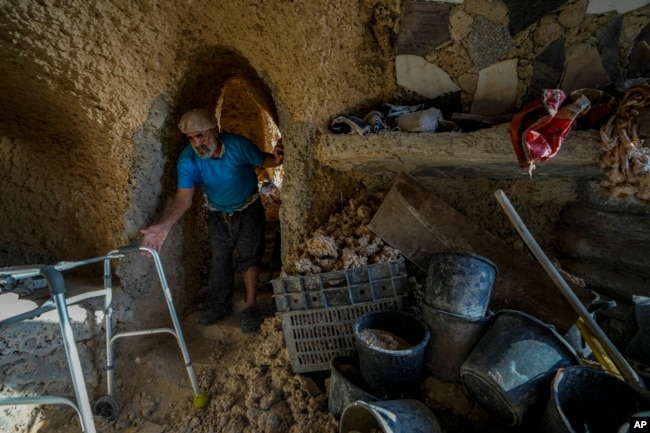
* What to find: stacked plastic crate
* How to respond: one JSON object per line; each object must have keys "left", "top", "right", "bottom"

{"left": 271, "top": 259, "right": 408, "bottom": 373}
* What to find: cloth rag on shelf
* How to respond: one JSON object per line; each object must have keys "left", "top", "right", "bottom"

{"left": 330, "top": 114, "right": 372, "bottom": 136}
{"left": 363, "top": 110, "right": 390, "bottom": 133}
{"left": 384, "top": 103, "right": 425, "bottom": 118}
{"left": 330, "top": 103, "right": 433, "bottom": 136}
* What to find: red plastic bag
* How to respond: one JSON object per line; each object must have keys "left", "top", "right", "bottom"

{"left": 510, "top": 89, "right": 591, "bottom": 175}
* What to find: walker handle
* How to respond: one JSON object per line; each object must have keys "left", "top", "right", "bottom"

{"left": 116, "top": 244, "right": 143, "bottom": 255}
{"left": 40, "top": 265, "right": 66, "bottom": 296}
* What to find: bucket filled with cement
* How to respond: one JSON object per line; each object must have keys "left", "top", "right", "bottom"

{"left": 354, "top": 310, "right": 430, "bottom": 400}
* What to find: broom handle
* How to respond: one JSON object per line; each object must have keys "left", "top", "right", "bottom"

{"left": 494, "top": 190, "right": 644, "bottom": 388}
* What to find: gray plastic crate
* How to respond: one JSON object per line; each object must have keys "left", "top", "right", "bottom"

{"left": 279, "top": 298, "right": 406, "bottom": 373}
{"left": 271, "top": 259, "right": 407, "bottom": 312}
{"left": 272, "top": 259, "right": 409, "bottom": 373}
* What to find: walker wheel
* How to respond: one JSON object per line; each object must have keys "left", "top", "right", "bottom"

{"left": 93, "top": 395, "right": 120, "bottom": 420}
{"left": 193, "top": 392, "right": 210, "bottom": 409}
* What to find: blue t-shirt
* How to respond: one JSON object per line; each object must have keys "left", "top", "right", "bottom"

{"left": 177, "top": 133, "right": 265, "bottom": 212}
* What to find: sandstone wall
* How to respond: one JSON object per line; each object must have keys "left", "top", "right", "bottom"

{"left": 0, "top": 0, "right": 649, "bottom": 318}
{"left": 0, "top": 0, "right": 396, "bottom": 313}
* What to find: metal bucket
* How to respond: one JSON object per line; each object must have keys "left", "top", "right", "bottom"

{"left": 354, "top": 310, "right": 430, "bottom": 400}
{"left": 339, "top": 399, "right": 442, "bottom": 433}
{"left": 541, "top": 366, "right": 650, "bottom": 433}
{"left": 459, "top": 310, "right": 580, "bottom": 427}
{"left": 425, "top": 250, "right": 497, "bottom": 318}
{"left": 328, "top": 356, "right": 381, "bottom": 419}
{"left": 421, "top": 302, "right": 493, "bottom": 382}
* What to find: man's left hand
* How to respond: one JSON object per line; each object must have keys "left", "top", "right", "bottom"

{"left": 273, "top": 143, "right": 284, "bottom": 164}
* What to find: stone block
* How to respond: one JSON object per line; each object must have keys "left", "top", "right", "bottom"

{"left": 394, "top": 1, "right": 453, "bottom": 56}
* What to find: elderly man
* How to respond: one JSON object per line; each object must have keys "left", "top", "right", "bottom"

{"left": 141, "top": 108, "right": 284, "bottom": 333}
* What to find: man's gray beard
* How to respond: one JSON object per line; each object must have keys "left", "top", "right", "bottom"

{"left": 193, "top": 135, "right": 218, "bottom": 159}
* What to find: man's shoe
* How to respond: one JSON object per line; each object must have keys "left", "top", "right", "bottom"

{"left": 241, "top": 307, "right": 263, "bottom": 334}
{"left": 199, "top": 303, "right": 232, "bottom": 326}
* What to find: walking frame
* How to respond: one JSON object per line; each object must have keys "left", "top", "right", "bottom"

{"left": 0, "top": 244, "right": 209, "bottom": 433}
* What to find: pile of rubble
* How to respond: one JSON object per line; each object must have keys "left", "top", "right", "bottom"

{"left": 293, "top": 194, "right": 401, "bottom": 275}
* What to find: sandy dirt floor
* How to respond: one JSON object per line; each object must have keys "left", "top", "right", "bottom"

{"left": 1, "top": 266, "right": 350, "bottom": 433}
{"left": 2, "top": 265, "right": 518, "bottom": 433}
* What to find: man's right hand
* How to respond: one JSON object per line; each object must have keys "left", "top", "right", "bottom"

{"left": 139, "top": 188, "right": 194, "bottom": 255}
{"left": 140, "top": 188, "right": 194, "bottom": 255}
{"left": 140, "top": 224, "right": 169, "bottom": 253}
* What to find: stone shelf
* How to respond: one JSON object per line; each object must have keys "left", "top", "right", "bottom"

{"left": 317, "top": 122, "right": 603, "bottom": 179}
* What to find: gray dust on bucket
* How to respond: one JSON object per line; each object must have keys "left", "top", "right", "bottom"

{"left": 459, "top": 310, "right": 580, "bottom": 427}
{"left": 541, "top": 366, "right": 650, "bottom": 433}
{"left": 421, "top": 302, "right": 493, "bottom": 383}
{"left": 425, "top": 250, "right": 497, "bottom": 318}
{"left": 328, "top": 356, "right": 382, "bottom": 419}
{"left": 354, "top": 310, "right": 430, "bottom": 400}
{"left": 339, "top": 399, "right": 442, "bottom": 433}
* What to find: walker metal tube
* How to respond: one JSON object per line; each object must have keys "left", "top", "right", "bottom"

{"left": 0, "top": 256, "right": 114, "bottom": 285}
{"left": 1, "top": 245, "right": 204, "bottom": 430}
{"left": 41, "top": 265, "right": 97, "bottom": 433}
{"left": 103, "top": 256, "right": 115, "bottom": 398}
{"left": 0, "top": 290, "right": 108, "bottom": 328}
{"left": 147, "top": 246, "right": 201, "bottom": 396}
{"left": 0, "top": 395, "right": 83, "bottom": 412}
{"left": 494, "top": 190, "right": 644, "bottom": 388}
{"left": 108, "top": 245, "right": 202, "bottom": 397}
{"left": 0, "top": 265, "right": 45, "bottom": 283}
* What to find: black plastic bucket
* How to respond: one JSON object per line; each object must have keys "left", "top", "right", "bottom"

{"left": 541, "top": 366, "right": 650, "bottom": 433}
{"left": 354, "top": 310, "right": 430, "bottom": 400}
{"left": 339, "top": 399, "right": 442, "bottom": 433}
{"left": 425, "top": 250, "right": 497, "bottom": 318}
{"left": 327, "top": 356, "right": 381, "bottom": 419}
{"left": 459, "top": 310, "right": 580, "bottom": 427}
{"left": 421, "top": 302, "right": 493, "bottom": 382}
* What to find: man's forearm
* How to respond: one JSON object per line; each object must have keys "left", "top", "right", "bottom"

{"left": 157, "top": 188, "right": 194, "bottom": 229}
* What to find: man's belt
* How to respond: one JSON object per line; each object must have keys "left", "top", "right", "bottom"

{"left": 208, "top": 192, "right": 259, "bottom": 214}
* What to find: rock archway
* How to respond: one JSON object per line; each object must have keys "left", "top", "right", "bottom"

{"left": 155, "top": 48, "right": 284, "bottom": 310}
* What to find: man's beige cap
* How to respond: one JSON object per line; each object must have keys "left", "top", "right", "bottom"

{"left": 178, "top": 109, "right": 218, "bottom": 134}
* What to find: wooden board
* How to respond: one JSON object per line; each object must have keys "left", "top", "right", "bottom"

{"left": 369, "top": 172, "right": 594, "bottom": 334}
